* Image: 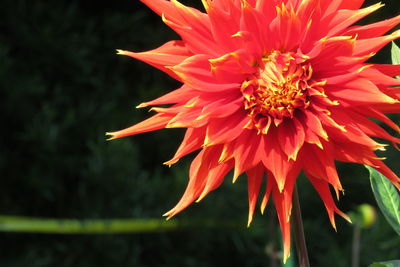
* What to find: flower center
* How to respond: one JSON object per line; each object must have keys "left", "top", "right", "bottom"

{"left": 241, "top": 51, "right": 319, "bottom": 132}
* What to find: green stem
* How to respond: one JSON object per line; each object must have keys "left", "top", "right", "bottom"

{"left": 351, "top": 225, "right": 361, "bottom": 267}
{"left": 292, "top": 185, "right": 310, "bottom": 267}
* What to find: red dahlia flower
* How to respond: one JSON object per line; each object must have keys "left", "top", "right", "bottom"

{"left": 108, "top": 0, "right": 400, "bottom": 261}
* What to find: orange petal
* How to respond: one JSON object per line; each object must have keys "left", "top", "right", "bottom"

{"left": 246, "top": 164, "right": 264, "bottom": 226}
{"left": 262, "top": 129, "right": 295, "bottom": 192}
{"left": 301, "top": 144, "right": 343, "bottom": 198}
{"left": 338, "top": 0, "right": 365, "bottom": 10}
{"left": 341, "top": 109, "right": 400, "bottom": 145}
{"left": 345, "top": 15, "right": 400, "bottom": 39}
{"left": 106, "top": 114, "right": 171, "bottom": 139}
{"left": 140, "top": 0, "right": 216, "bottom": 56}
{"left": 299, "top": 110, "right": 328, "bottom": 140}
{"left": 170, "top": 54, "right": 241, "bottom": 92}
{"left": 137, "top": 85, "right": 196, "bottom": 108}
{"left": 326, "top": 3, "right": 384, "bottom": 37}
{"left": 164, "top": 145, "right": 224, "bottom": 218}
{"left": 260, "top": 171, "right": 273, "bottom": 214}
{"left": 307, "top": 173, "right": 351, "bottom": 230}
{"left": 269, "top": 164, "right": 299, "bottom": 263}
{"left": 327, "top": 78, "right": 398, "bottom": 105}
{"left": 196, "top": 159, "right": 234, "bottom": 202}
{"left": 354, "top": 29, "right": 400, "bottom": 56}
{"left": 353, "top": 106, "right": 400, "bottom": 134}
{"left": 117, "top": 40, "right": 191, "bottom": 81}
{"left": 373, "top": 64, "right": 400, "bottom": 78}
{"left": 164, "top": 127, "right": 206, "bottom": 165}
{"left": 203, "top": 112, "right": 250, "bottom": 147}
{"left": 278, "top": 118, "right": 305, "bottom": 161}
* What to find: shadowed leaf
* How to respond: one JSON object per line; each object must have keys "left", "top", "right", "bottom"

{"left": 369, "top": 260, "right": 400, "bottom": 267}
{"left": 366, "top": 166, "right": 400, "bottom": 236}
{"left": 392, "top": 42, "right": 400, "bottom": 65}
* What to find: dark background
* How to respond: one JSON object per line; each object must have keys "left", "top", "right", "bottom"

{"left": 0, "top": 0, "right": 399, "bottom": 266}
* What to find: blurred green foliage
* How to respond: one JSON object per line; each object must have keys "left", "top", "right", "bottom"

{"left": 0, "top": 0, "right": 399, "bottom": 266}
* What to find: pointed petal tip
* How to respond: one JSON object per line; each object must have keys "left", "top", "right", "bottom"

{"left": 260, "top": 199, "right": 268, "bottom": 215}
{"left": 282, "top": 251, "right": 290, "bottom": 265}
{"left": 247, "top": 211, "right": 254, "bottom": 228}
{"left": 162, "top": 210, "right": 174, "bottom": 220}
{"left": 246, "top": 220, "right": 252, "bottom": 228}
{"left": 328, "top": 212, "right": 338, "bottom": 231}
{"left": 342, "top": 213, "right": 352, "bottom": 224}
{"left": 277, "top": 181, "right": 285, "bottom": 193}
{"left": 116, "top": 49, "right": 127, "bottom": 55}
{"left": 232, "top": 170, "right": 241, "bottom": 183}
{"left": 163, "top": 159, "right": 178, "bottom": 166}
{"left": 392, "top": 29, "right": 400, "bottom": 38}
{"left": 136, "top": 103, "right": 148, "bottom": 109}
{"left": 288, "top": 153, "right": 297, "bottom": 161}
{"left": 201, "top": 0, "right": 209, "bottom": 11}
{"left": 105, "top": 132, "right": 117, "bottom": 141}
{"left": 260, "top": 206, "right": 265, "bottom": 215}
{"left": 196, "top": 193, "right": 207, "bottom": 203}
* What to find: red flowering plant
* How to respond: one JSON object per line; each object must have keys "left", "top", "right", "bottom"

{"left": 108, "top": 0, "right": 400, "bottom": 263}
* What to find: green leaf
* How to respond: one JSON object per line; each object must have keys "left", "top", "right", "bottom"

{"left": 366, "top": 166, "right": 400, "bottom": 236}
{"left": 392, "top": 42, "right": 400, "bottom": 65}
{"left": 369, "top": 260, "right": 400, "bottom": 267}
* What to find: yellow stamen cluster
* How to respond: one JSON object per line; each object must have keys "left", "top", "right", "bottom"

{"left": 242, "top": 51, "right": 319, "bottom": 131}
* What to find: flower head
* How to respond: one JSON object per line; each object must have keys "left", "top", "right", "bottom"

{"left": 108, "top": 0, "right": 400, "bottom": 261}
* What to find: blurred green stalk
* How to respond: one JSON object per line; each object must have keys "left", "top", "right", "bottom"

{"left": 0, "top": 216, "right": 240, "bottom": 234}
